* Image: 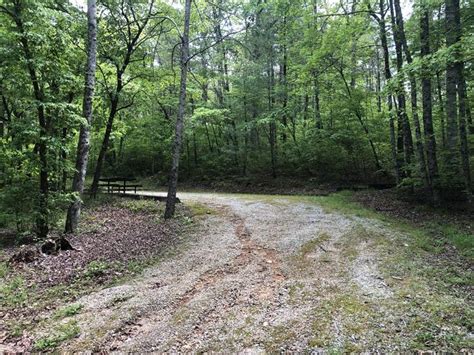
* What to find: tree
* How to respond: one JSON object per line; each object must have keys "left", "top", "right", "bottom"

{"left": 393, "top": 0, "right": 428, "bottom": 187}
{"left": 65, "top": 0, "right": 97, "bottom": 233}
{"left": 90, "top": 0, "right": 159, "bottom": 196}
{"left": 0, "top": 0, "right": 82, "bottom": 238}
{"left": 164, "top": 0, "right": 192, "bottom": 219}
{"left": 420, "top": 4, "right": 439, "bottom": 199}
{"left": 444, "top": 0, "right": 465, "bottom": 192}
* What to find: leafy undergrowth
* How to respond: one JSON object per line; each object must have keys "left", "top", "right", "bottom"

{"left": 0, "top": 196, "right": 193, "bottom": 351}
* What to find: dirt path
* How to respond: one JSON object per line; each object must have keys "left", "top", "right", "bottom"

{"left": 55, "top": 192, "right": 472, "bottom": 352}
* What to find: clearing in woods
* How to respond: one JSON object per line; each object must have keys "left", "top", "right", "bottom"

{"left": 43, "top": 192, "right": 472, "bottom": 352}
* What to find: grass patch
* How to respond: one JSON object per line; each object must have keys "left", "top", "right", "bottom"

{"left": 0, "top": 261, "right": 8, "bottom": 278}
{"left": 309, "top": 292, "right": 370, "bottom": 352}
{"left": 0, "top": 276, "right": 29, "bottom": 308}
{"left": 303, "top": 191, "right": 473, "bottom": 263}
{"left": 34, "top": 320, "right": 80, "bottom": 351}
{"left": 53, "top": 304, "right": 83, "bottom": 319}
{"left": 305, "top": 191, "right": 381, "bottom": 219}
{"left": 297, "top": 191, "right": 473, "bottom": 351}
{"left": 437, "top": 224, "right": 474, "bottom": 261}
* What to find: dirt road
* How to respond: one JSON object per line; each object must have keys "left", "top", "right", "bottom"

{"left": 58, "top": 192, "right": 472, "bottom": 352}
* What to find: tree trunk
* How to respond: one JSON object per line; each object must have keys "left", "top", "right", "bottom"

{"left": 65, "top": 0, "right": 97, "bottom": 233}
{"left": 313, "top": 77, "right": 322, "bottom": 129}
{"left": 374, "top": 0, "right": 401, "bottom": 182}
{"left": 436, "top": 72, "right": 447, "bottom": 148}
{"left": 375, "top": 48, "right": 382, "bottom": 113}
{"left": 268, "top": 55, "right": 277, "bottom": 178}
{"left": 457, "top": 64, "right": 471, "bottom": 189}
{"left": 90, "top": 97, "right": 118, "bottom": 195}
{"left": 164, "top": 0, "right": 191, "bottom": 219}
{"left": 444, "top": 0, "right": 463, "bottom": 188}
{"left": 420, "top": 8, "right": 439, "bottom": 199}
{"left": 389, "top": 0, "right": 414, "bottom": 175}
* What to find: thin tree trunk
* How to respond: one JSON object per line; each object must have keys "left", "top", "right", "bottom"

{"left": 61, "top": 127, "right": 68, "bottom": 192}
{"left": 313, "top": 77, "right": 322, "bottom": 129}
{"left": 280, "top": 16, "right": 288, "bottom": 142}
{"left": 193, "top": 131, "right": 198, "bottom": 166}
{"left": 164, "top": 0, "right": 191, "bottom": 219}
{"left": 90, "top": 97, "right": 118, "bottom": 195}
{"left": 205, "top": 123, "right": 213, "bottom": 152}
{"left": 375, "top": 48, "right": 382, "bottom": 113}
{"left": 242, "top": 93, "right": 248, "bottom": 176}
{"left": 65, "top": 0, "right": 97, "bottom": 233}
{"left": 268, "top": 55, "right": 277, "bottom": 178}
{"left": 457, "top": 64, "right": 471, "bottom": 189}
{"left": 436, "top": 72, "right": 447, "bottom": 148}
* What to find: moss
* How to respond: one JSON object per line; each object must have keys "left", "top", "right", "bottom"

{"left": 187, "top": 201, "right": 215, "bottom": 216}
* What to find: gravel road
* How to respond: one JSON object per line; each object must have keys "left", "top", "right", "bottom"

{"left": 58, "top": 192, "right": 472, "bottom": 352}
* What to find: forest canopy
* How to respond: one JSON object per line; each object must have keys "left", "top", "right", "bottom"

{"left": 0, "top": 0, "right": 472, "bottom": 238}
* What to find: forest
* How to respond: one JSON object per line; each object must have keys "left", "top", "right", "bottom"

{"left": 0, "top": 0, "right": 473, "bottom": 352}
{"left": 0, "top": 0, "right": 472, "bottom": 236}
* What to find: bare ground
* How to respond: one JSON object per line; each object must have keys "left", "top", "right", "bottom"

{"left": 12, "top": 192, "right": 472, "bottom": 352}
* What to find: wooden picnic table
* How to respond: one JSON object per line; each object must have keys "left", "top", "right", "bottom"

{"left": 98, "top": 177, "right": 141, "bottom": 194}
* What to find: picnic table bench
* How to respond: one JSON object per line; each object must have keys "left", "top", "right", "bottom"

{"left": 98, "top": 177, "right": 142, "bottom": 194}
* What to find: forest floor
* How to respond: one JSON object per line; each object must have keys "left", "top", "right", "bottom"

{"left": 1, "top": 191, "right": 473, "bottom": 352}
